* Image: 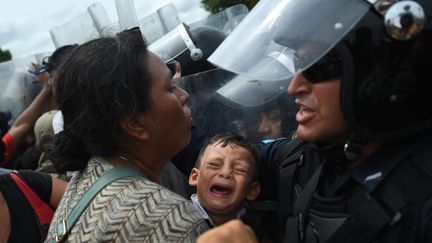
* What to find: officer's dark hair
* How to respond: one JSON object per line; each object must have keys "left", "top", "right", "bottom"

{"left": 195, "top": 132, "right": 261, "bottom": 181}
{"left": 50, "top": 27, "right": 153, "bottom": 173}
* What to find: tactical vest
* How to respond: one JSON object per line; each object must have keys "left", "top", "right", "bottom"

{"left": 272, "top": 138, "right": 432, "bottom": 243}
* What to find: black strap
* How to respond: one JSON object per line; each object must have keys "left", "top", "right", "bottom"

{"left": 284, "top": 164, "right": 323, "bottom": 243}
{"left": 273, "top": 137, "right": 307, "bottom": 173}
{"left": 54, "top": 166, "right": 145, "bottom": 242}
{"left": 275, "top": 138, "right": 309, "bottom": 216}
{"left": 293, "top": 164, "right": 323, "bottom": 217}
{"left": 278, "top": 158, "right": 301, "bottom": 217}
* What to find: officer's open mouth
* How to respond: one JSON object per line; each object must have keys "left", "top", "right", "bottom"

{"left": 210, "top": 185, "right": 232, "bottom": 196}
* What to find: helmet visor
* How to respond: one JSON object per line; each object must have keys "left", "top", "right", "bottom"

{"left": 208, "top": 0, "right": 370, "bottom": 81}
{"left": 148, "top": 23, "right": 190, "bottom": 62}
{"left": 216, "top": 75, "right": 288, "bottom": 107}
{"left": 174, "top": 68, "right": 297, "bottom": 142}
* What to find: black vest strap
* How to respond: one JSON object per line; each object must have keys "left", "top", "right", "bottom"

{"left": 284, "top": 164, "right": 323, "bottom": 243}
{"left": 275, "top": 138, "right": 308, "bottom": 217}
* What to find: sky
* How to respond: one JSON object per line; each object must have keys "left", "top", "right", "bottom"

{"left": 0, "top": 0, "right": 209, "bottom": 59}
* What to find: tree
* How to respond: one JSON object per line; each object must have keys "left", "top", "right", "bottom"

{"left": 0, "top": 47, "right": 12, "bottom": 63}
{"left": 201, "top": 0, "right": 259, "bottom": 14}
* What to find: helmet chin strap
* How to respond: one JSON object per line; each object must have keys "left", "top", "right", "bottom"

{"left": 343, "top": 133, "right": 368, "bottom": 160}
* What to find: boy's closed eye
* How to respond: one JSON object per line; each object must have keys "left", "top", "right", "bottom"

{"left": 234, "top": 166, "right": 248, "bottom": 174}
{"left": 207, "top": 161, "right": 222, "bottom": 168}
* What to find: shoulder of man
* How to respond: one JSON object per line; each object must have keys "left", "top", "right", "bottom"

{"left": 260, "top": 134, "right": 310, "bottom": 169}
{"left": 259, "top": 137, "right": 290, "bottom": 162}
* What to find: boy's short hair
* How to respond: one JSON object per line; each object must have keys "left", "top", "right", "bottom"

{"left": 195, "top": 132, "right": 261, "bottom": 181}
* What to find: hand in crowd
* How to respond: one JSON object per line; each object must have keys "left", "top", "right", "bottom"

{"left": 31, "top": 63, "right": 51, "bottom": 89}
{"left": 196, "top": 220, "right": 258, "bottom": 243}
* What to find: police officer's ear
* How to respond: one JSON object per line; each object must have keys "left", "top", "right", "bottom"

{"left": 119, "top": 113, "right": 150, "bottom": 141}
{"left": 189, "top": 168, "right": 199, "bottom": 186}
{"left": 246, "top": 182, "right": 261, "bottom": 201}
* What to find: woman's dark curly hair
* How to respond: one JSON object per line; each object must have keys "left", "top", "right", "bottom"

{"left": 50, "top": 27, "right": 153, "bottom": 173}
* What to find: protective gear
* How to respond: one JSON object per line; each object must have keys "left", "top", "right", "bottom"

{"left": 275, "top": 135, "right": 432, "bottom": 243}
{"left": 149, "top": 5, "right": 249, "bottom": 75}
{"left": 209, "top": 0, "right": 369, "bottom": 81}
{"left": 149, "top": 23, "right": 227, "bottom": 75}
{"left": 115, "top": 0, "right": 139, "bottom": 31}
{"left": 50, "top": 3, "right": 180, "bottom": 47}
{"left": 175, "top": 26, "right": 226, "bottom": 76}
{"left": 209, "top": 0, "right": 432, "bottom": 141}
{"left": 188, "top": 4, "right": 249, "bottom": 34}
{"left": 175, "top": 69, "right": 297, "bottom": 142}
{"left": 148, "top": 23, "right": 200, "bottom": 62}
{"left": 174, "top": 69, "right": 242, "bottom": 138}
{"left": 0, "top": 54, "right": 42, "bottom": 120}
{"left": 216, "top": 73, "right": 287, "bottom": 107}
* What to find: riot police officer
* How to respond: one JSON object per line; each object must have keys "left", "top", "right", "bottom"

{"left": 196, "top": 0, "right": 432, "bottom": 242}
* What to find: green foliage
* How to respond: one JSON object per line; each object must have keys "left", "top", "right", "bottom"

{"left": 0, "top": 47, "right": 12, "bottom": 63}
{"left": 201, "top": 0, "right": 258, "bottom": 13}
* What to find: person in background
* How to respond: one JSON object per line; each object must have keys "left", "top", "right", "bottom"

{"left": 1, "top": 67, "right": 52, "bottom": 168}
{"left": 257, "top": 94, "right": 298, "bottom": 141}
{"left": 34, "top": 44, "right": 78, "bottom": 110}
{"left": 4, "top": 45, "right": 78, "bottom": 170}
{"left": 33, "top": 110, "right": 71, "bottom": 181}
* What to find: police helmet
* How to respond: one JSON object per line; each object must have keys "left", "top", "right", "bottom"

{"left": 175, "top": 26, "right": 226, "bottom": 76}
{"left": 209, "top": 0, "right": 432, "bottom": 141}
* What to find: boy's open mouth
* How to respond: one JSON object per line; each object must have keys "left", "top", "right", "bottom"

{"left": 210, "top": 185, "right": 232, "bottom": 196}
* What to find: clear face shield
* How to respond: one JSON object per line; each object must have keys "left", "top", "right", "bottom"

{"left": 216, "top": 74, "right": 288, "bottom": 107}
{"left": 208, "top": 0, "right": 370, "bottom": 81}
{"left": 175, "top": 68, "right": 297, "bottom": 142}
{"left": 50, "top": 2, "right": 180, "bottom": 47}
{"left": 148, "top": 23, "right": 200, "bottom": 62}
{"left": 188, "top": 4, "right": 249, "bottom": 34}
{"left": 148, "top": 5, "right": 249, "bottom": 63}
{"left": 0, "top": 55, "right": 43, "bottom": 121}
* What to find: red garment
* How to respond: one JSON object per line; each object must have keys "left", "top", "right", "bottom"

{"left": 0, "top": 170, "right": 52, "bottom": 242}
{"left": 2, "top": 132, "right": 14, "bottom": 165}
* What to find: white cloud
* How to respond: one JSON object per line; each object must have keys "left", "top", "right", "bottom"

{"left": 0, "top": 0, "right": 209, "bottom": 59}
{"left": 4, "top": 31, "right": 54, "bottom": 58}
{"left": 0, "top": 20, "right": 21, "bottom": 44}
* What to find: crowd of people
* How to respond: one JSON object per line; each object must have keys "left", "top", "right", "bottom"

{"left": 1, "top": 0, "right": 432, "bottom": 242}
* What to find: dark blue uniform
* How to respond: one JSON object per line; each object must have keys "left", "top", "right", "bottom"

{"left": 172, "top": 128, "right": 432, "bottom": 242}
